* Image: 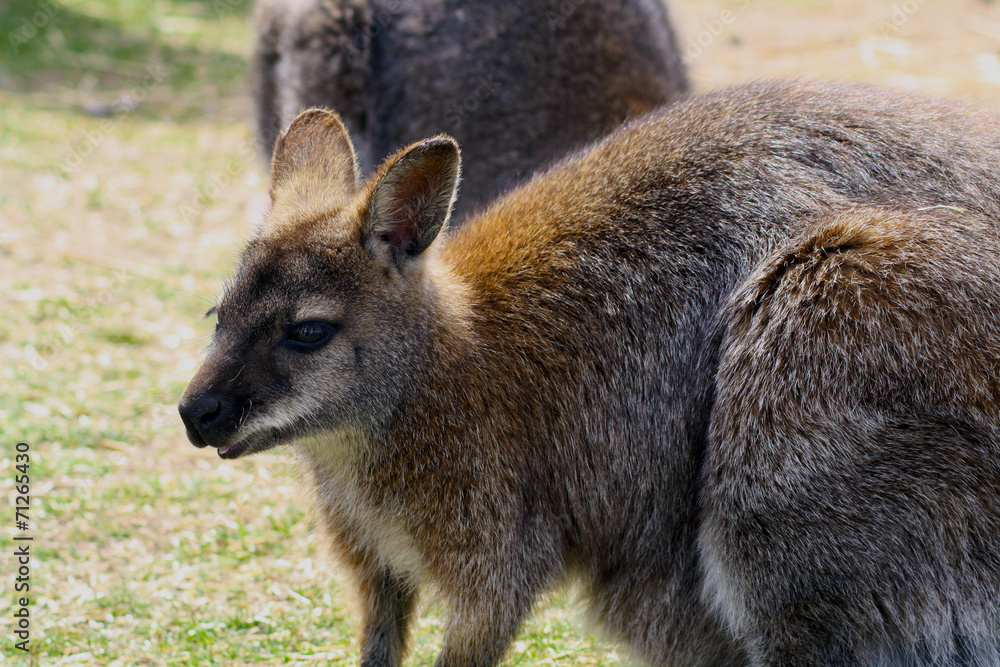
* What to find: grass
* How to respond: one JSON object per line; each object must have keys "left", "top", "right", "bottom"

{"left": 1, "top": 0, "right": 998, "bottom": 664}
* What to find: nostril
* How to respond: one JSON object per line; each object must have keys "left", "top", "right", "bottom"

{"left": 179, "top": 392, "right": 233, "bottom": 449}
{"left": 198, "top": 397, "right": 223, "bottom": 429}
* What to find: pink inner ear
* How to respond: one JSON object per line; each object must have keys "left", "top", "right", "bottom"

{"left": 379, "top": 199, "right": 419, "bottom": 248}
{"left": 378, "top": 164, "right": 438, "bottom": 249}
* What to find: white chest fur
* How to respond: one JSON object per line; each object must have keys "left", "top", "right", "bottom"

{"left": 298, "top": 431, "right": 426, "bottom": 581}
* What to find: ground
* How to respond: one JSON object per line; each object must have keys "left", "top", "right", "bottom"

{"left": 0, "top": 0, "right": 997, "bottom": 664}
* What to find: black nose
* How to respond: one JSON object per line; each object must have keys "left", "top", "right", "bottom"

{"left": 178, "top": 393, "right": 230, "bottom": 448}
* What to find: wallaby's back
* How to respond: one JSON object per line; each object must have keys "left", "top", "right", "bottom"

{"left": 440, "top": 79, "right": 1000, "bottom": 664}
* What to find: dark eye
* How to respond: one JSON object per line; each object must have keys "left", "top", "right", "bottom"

{"left": 284, "top": 320, "right": 338, "bottom": 351}
{"left": 206, "top": 306, "right": 220, "bottom": 333}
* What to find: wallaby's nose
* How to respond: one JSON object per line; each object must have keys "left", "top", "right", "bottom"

{"left": 178, "top": 393, "right": 230, "bottom": 448}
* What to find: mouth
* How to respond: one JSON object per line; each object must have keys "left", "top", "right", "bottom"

{"left": 185, "top": 427, "right": 209, "bottom": 448}
{"left": 217, "top": 440, "right": 248, "bottom": 459}
{"left": 215, "top": 432, "right": 280, "bottom": 460}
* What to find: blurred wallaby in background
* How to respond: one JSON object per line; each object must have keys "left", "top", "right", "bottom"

{"left": 251, "top": 0, "right": 688, "bottom": 222}
{"left": 180, "top": 80, "right": 1000, "bottom": 665}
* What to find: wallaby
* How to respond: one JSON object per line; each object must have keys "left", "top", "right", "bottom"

{"left": 179, "top": 80, "right": 1000, "bottom": 666}
{"left": 251, "top": 0, "right": 688, "bottom": 223}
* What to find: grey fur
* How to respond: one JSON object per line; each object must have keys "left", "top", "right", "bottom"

{"left": 251, "top": 0, "right": 688, "bottom": 222}
{"left": 180, "top": 81, "right": 1000, "bottom": 665}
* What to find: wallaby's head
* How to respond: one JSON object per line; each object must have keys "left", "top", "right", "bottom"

{"left": 179, "top": 109, "right": 461, "bottom": 458}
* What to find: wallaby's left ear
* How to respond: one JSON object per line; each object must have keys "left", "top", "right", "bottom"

{"left": 361, "top": 136, "right": 460, "bottom": 271}
{"left": 270, "top": 108, "right": 360, "bottom": 200}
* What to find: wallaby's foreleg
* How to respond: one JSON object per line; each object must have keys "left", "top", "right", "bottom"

{"left": 357, "top": 567, "right": 418, "bottom": 667}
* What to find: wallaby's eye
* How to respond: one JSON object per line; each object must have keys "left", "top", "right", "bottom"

{"left": 206, "top": 306, "right": 220, "bottom": 333}
{"left": 285, "top": 320, "right": 338, "bottom": 351}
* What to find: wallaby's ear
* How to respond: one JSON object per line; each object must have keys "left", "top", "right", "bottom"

{"left": 361, "top": 136, "right": 460, "bottom": 271}
{"left": 270, "top": 108, "right": 360, "bottom": 199}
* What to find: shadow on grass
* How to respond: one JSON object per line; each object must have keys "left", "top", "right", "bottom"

{"left": 0, "top": 0, "right": 252, "bottom": 119}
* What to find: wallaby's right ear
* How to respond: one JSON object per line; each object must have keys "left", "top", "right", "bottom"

{"left": 360, "top": 136, "right": 460, "bottom": 272}
{"left": 269, "top": 108, "right": 360, "bottom": 199}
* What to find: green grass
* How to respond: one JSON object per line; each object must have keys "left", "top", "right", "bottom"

{"left": 0, "top": 0, "right": 249, "bottom": 112}
{"left": 0, "top": 0, "right": 626, "bottom": 664}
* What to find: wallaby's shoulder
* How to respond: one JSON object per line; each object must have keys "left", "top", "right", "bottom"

{"left": 623, "top": 79, "right": 1000, "bottom": 146}
{"left": 498, "top": 79, "right": 1000, "bottom": 226}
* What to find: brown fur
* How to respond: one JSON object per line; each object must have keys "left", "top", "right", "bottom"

{"left": 180, "top": 81, "right": 1000, "bottom": 665}
{"left": 704, "top": 204, "right": 1000, "bottom": 665}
